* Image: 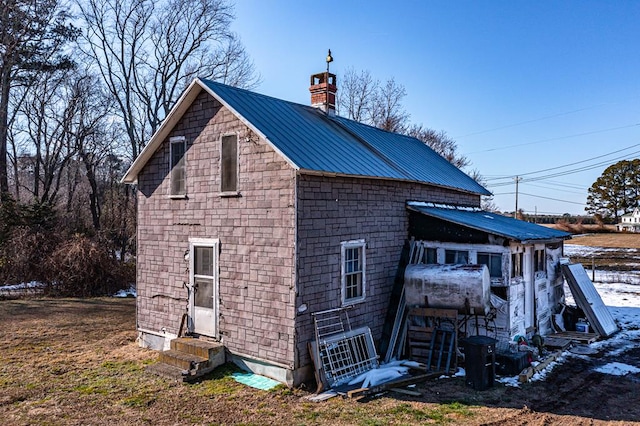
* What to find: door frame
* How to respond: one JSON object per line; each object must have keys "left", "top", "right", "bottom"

{"left": 188, "top": 237, "right": 220, "bottom": 337}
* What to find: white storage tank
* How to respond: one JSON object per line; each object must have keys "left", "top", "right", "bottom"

{"left": 404, "top": 264, "right": 491, "bottom": 315}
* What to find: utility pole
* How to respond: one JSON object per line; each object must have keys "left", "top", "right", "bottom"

{"left": 514, "top": 176, "right": 522, "bottom": 219}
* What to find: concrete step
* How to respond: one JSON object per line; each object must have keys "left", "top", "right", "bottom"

{"left": 147, "top": 338, "right": 227, "bottom": 383}
{"left": 170, "top": 337, "right": 225, "bottom": 361}
{"left": 158, "top": 349, "right": 209, "bottom": 371}
{"left": 145, "top": 362, "right": 189, "bottom": 382}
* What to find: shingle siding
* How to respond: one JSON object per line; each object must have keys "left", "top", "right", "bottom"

{"left": 134, "top": 87, "right": 483, "bottom": 383}
{"left": 294, "top": 174, "right": 480, "bottom": 368}
{"left": 136, "top": 91, "right": 297, "bottom": 367}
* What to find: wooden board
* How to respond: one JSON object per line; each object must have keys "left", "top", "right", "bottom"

{"left": 547, "top": 331, "right": 598, "bottom": 345}
{"left": 518, "top": 350, "right": 563, "bottom": 383}
{"left": 405, "top": 307, "right": 458, "bottom": 372}
{"left": 346, "top": 371, "right": 443, "bottom": 399}
{"left": 543, "top": 336, "right": 572, "bottom": 351}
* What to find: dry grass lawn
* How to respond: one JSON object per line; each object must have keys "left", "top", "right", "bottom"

{"left": 566, "top": 232, "right": 640, "bottom": 249}
{"left": 2, "top": 297, "right": 639, "bottom": 425}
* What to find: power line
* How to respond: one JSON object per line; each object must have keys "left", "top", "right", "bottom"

{"left": 470, "top": 123, "right": 640, "bottom": 155}
{"left": 518, "top": 192, "right": 586, "bottom": 206}
{"left": 455, "top": 95, "right": 640, "bottom": 140}
{"left": 485, "top": 142, "right": 640, "bottom": 181}
{"left": 526, "top": 182, "right": 585, "bottom": 196}
{"left": 455, "top": 105, "right": 606, "bottom": 139}
{"left": 487, "top": 147, "right": 640, "bottom": 186}
{"left": 492, "top": 191, "right": 585, "bottom": 206}
{"left": 508, "top": 143, "right": 640, "bottom": 178}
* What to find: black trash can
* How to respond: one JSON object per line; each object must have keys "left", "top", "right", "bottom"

{"left": 462, "top": 335, "right": 496, "bottom": 391}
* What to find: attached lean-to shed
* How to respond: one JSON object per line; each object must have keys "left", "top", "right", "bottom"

{"left": 403, "top": 202, "right": 571, "bottom": 342}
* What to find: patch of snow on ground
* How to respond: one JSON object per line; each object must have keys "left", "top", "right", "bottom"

{"left": 347, "top": 363, "right": 410, "bottom": 388}
{"left": 0, "top": 281, "right": 44, "bottom": 291}
{"left": 113, "top": 286, "right": 137, "bottom": 298}
{"left": 496, "top": 375, "right": 520, "bottom": 387}
{"left": 497, "top": 264, "right": 640, "bottom": 384}
{"left": 594, "top": 362, "right": 640, "bottom": 376}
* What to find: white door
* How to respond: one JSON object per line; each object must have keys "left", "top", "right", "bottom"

{"left": 189, "top": 239, "right": 219, "bottom": 337}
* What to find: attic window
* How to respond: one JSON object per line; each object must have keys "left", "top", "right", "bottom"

{"left": 220, "top": 134, "right": 238, "bottom": 194}
{"left": 170, "top": 136, "right": 186, "bottom": 196}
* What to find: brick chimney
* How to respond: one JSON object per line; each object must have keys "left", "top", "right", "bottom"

{"left": 309, "top": 72, "right": 337, "bottom": 115}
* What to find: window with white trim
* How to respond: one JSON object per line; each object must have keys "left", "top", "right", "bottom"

{"left": 220, "top": 134, "right": 238, "bottom": 193}
{"left": 341, "top": 240, "right": 366, "bottom": 305}
{"left": 445, "top": 249, "right": 468, "bottom": 265}
{"left": 170, "top": 136, "right": 186, "bottom": 196}
{"left": 478, "top": 252, "right": 502, "bottom": 278}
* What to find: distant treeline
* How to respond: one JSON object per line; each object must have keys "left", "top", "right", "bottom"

{"left": 503, "top": 213, "right": 607, "bottom": 225}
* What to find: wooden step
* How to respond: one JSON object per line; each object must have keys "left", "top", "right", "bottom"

{"left": 170, "top": 337, "right": 225, "bottom": 360}
{"left": 145, "top": 362, "right": 190, "bottom": 382}
{"left": 147, "top": 338, "right": 227, "bottom": 383}
{"left": 159, "top": 350, "right": 209, "bottom": 371}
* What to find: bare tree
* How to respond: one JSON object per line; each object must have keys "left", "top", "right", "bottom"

{"left": 78, "top": 0, "right": 259, "bottom": 161}
{"left": 370, "top": 78, "right": 409, "bottom": 133}
{"left": 66, "top": 72, "right": 118, "bottom": 231}
{"left": 338, "top": 68, "right": 409, "bottom": 132}
{"left": 406, "top": 125, "right": 469, "bottom": 170}
{"left": 0, "top": 0, "right": 78, "bottom": 195}
{"left": 18, "top": 68, "right": 81, "bottom": 205}
{"left": 338, "top": 68, "right": 377, "bottom": 123}
{"left": 337, "top": 68, "right": 491, "bottom": 198}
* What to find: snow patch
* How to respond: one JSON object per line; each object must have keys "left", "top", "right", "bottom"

{"left": 594, "top": 362, "right": 640, "bottom": 376}
{"left": 113, "top": 286, "right": 137, "bottom": 298}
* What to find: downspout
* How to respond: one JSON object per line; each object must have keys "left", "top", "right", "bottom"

{"left": 292, "top": 171, "right": 299, "bottom": 370}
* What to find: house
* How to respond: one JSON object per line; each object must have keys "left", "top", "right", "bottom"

{"left": 617, "top": 207, "right": 640, "bottom": 232}
{"left": 122, "top": 71, "right": 571, "bottom": 386}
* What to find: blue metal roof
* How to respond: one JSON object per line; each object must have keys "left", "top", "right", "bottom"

{"left": 201, "top": 79, "right": 490, "bottom": 196}
{"left": 407, "top": 202, "right": 571, "bottom": 243}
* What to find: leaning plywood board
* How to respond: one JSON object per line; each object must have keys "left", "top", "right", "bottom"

{"left": 561, "top": 263, "right": 619, "bottom": 337}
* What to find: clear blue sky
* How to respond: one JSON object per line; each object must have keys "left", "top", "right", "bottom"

{"left": 232, "top": 1, "right": 640, "bottom": 216}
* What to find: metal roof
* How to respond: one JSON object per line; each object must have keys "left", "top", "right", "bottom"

{"left": 199, "top": 79, "right": 490, "bottom": 195}
{"left": 407, "top": 202, "right": 572, "bottom": 243}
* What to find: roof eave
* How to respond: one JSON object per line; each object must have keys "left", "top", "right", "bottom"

{"left": 121, "top": 78, "right": 302, "bottom": 185}
{"left": 405, "top": 204, "right": 571, "bottom": 243}
{"left": 520, "top": 236, "right": 572, "bottom": 244}
{"left": 298, "top": 169, "right": 489, "bottom": 196}
{"left": 121, "top": 79, "right": 205, "bottom": 184}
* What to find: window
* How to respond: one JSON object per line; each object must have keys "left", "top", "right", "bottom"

{"left": 478, "top": 252, "right": 502, "bottom": 278}
{"left": 424, "top": 247, "right": 437, "bottom": 264}
{"left": 511, "top": 252, "right": 523, "bottom": 278}
{"left": 193, "top": 246, "right": 214, "bottom": 309}
{"left": 341, "top": 240, "right": 366, "bottom": 305}
{"left": 170, "top": 136, "right": 186, "bottom": 196}
{"left": 445, "top": 249, "right": 468, "bottom": 265}
{"left": 534, "top": 249, "right": 546, "bottom": 272}
{"left": 221, "top": 134, "right": 238, "bottom": 193}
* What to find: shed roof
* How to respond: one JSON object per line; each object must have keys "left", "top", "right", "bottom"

{"left": 407, "top": 202, "right": 572, "bottom": 243}
{"left": 122, "top": 78, "right": 490, "bottom": 196}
